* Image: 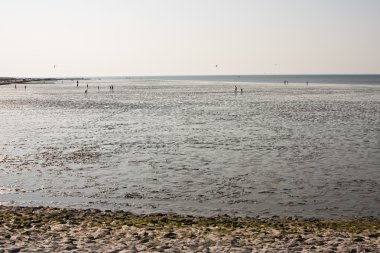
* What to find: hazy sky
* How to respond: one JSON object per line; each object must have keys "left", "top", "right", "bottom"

{"left": 1, "top": 0, "right": 379, "bottom": 77}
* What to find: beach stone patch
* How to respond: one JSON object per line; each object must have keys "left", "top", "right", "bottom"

{"left": 0, "top": 205, "right": 379, "bottom": 252}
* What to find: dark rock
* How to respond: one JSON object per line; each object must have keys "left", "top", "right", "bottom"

{"left": 8, "top": 248, "right": 21, "bottom": 253}
{"left": 140, "top": 237, "right": 150, "bottom": 244}
{"left": 296, "top": 235, "right": 304, "bottom": 241}
{"left": 163, "top": 231, "right": 177, "bottom": 239}
{"left": 353, "top": 237, "right": 364, "bottom": 242}
{"left": 64, "top": 244, "right": 77, "bottom": 250}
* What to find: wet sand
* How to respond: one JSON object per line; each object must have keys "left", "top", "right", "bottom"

{"left": 1, "top": 81, "right": 379, "bottom": 218}
{"left": 0, "top": 205, "right": 379, "bottom": 252}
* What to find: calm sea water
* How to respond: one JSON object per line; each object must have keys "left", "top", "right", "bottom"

{"left": 115, "top": 74, "right": 380, "bottom": 85}
{"left": 0, "top": 76, "right": 379, "bottom": 218}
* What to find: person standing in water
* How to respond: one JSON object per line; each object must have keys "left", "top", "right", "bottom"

{"left": 76, "top": 80, "right": 79, "bottom": 87}
{"left": 241, "top": 88, "right": 243, "bottom": 94}
{"left": 306, "top": 81, "right": 309, "bottom": 86}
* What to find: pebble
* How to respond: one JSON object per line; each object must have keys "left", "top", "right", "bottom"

{"left": 0, "top": 206, "right": 378, "bottom": 252}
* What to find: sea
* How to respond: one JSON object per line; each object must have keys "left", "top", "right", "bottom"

{"left": 0, "top": 75, "right": 379, "bottom": 218}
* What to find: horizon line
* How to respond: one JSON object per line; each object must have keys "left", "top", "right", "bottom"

{"left": 2, "top": 73, "right": 380, "bottom": 79}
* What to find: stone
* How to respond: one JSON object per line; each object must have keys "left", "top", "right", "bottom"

{"left": 163, "top": 232, "right": 177, "bottom": 239}
{"left": 353, "top": 237, "right": 364, "bottom": 242}
{"left": 7, "top": 248, "right": 21, "bottom": 253}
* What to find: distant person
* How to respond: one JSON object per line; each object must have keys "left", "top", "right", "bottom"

{"left": 15, "top": 84, "right": 17, "bottom": 89}
{"left": 284, "top": 80, "right": 286, "bottom": 85}
{"left": 76, "top": 80, "right": 79, "bottom": 87}
{"left": 86, "top": 84, "right": 88, "bottom": 88}
{"left": 235, "top": 85, "right": 237, "bottom": 92}
{"left": 98, "top": 86, "right": 100, "bottom": 91}
{"left": 85, "top": 89, "right": 88, "bottom": 95}
{"left": 24, "top": 85, "right": 26, "bottom": 90}
{"left": 306, "top": 81, "right": 309, "bottom": 86}
{"left": 241, "top": 88, "right": 243, "bottom": 94}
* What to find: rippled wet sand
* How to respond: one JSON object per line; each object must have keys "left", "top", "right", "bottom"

{"left": 0, "top": 80, "right": 379, "bottom": 217}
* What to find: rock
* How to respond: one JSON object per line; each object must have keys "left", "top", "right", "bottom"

{"left": 64, "top": 244, "right": 77, "bottom": 250}
{"left": 163, "top": 232, "right": 177, "bottom": 239}
{"left": 140, "top": 237, "right": 150, "bottom": 244}
{"left": 128, "top": 245, "right": 138, "bottom": 253}
{"left": 7, "top": 248, "right": 21, "bottom": 253}
{"left": 305, "top": 238, "right": 317, "bottom": 244}
{"left": 50, "top": 224, "right": 67, "bottom": 232}
{"left": 353, "top": 237, "right": 364, "bottom": 242}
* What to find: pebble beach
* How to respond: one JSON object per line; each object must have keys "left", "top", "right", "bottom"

{"left": 0, "top": 205, "right": 379, "bottom": 252}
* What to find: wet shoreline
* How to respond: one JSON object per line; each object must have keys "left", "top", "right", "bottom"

{"left": 0, "top": 205, "right": 379, "bottom": 252}
{"left": 0, "top": 78, "right": 57, "bottom": 85}
{"left": 1, "top": 80, "right": 379, "bottom": 219}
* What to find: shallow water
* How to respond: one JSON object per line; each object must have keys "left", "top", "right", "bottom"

{"left": 0, "top": 79, "right": 379, "bottom": 218}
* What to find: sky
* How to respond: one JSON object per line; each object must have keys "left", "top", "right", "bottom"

{"left": 1, "top": 0, "right": 379, "bottom": 77}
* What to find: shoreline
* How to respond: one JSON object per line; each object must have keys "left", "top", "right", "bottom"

{"left": 0, "top": 77, "right": 89, "bottom": 85}
{"left": 0, "top": 78, "right": 59, "bottom": 86}
{"left": 1, "top": 205, "right": 379, "bottom": 252}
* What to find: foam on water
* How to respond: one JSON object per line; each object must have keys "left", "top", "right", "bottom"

{"left": 0, "top": 79, "right": 379, "bottom": 217}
